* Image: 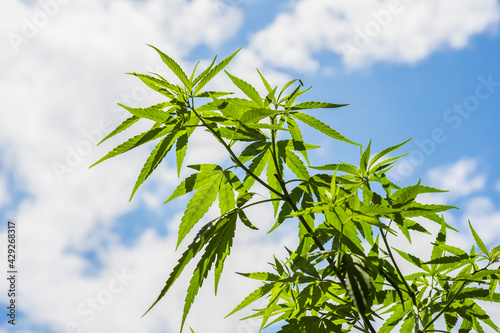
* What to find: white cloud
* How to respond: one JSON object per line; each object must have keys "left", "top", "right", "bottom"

{"left": 496, "top": 180, "right": 500, "bottom": 192}
{"left": 462, "top": 196, "right": 500, "bottom": 246}
{"left": 427, "top": 158, "right": 486, "bottom": 198}
{"left": 0, "top": 1, "right": 287, "bottom": 332}
{"left": 247, "top": 0, "right": 500, "bottom": 72}
{"left": 3, "top": 0, "right": 499, "bottom": 330}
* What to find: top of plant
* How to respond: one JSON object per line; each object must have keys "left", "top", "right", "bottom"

{"left": 91, "top": 46, "right": 500, "bottom": 333}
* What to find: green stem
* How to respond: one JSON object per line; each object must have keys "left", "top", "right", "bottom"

{"left": 274, "top": 174, "right": 332, "bottom": 263}
{"left": 379, "top": 227, "right": 421, "bottom": 331}
{"left": 422, "top": 262, "right": 489, "bottom": 330}
{"left": 239, "top": 198, "right": 282, "bottom": 211}
{"left": 380, "top": 228, "right": 413, "bottom": 294}
{"left": 422, "top": 281, "right": 467, "bottom": 331}
{"left": 189, "top": 104, "right": 283, "bottom": 199}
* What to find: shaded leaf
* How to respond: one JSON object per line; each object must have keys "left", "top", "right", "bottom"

{"left": 342, "top": 253, "right": 373, "bottom": 314}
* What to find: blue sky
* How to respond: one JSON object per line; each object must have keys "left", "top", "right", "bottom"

{"left": 1, "top": 0, "right": 500, "bottom": 332}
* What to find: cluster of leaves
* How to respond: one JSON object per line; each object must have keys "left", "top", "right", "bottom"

{"left": 92, "top": 46, "right": 500, "bottom": 333}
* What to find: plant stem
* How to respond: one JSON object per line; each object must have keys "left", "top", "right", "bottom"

{"left": 379, "top": 226, "right": 421, "bottom": 330}
{"left": 189, "top": 103, "right": 283, "bottom": 198}
{"left": 423, "top": 264, "right": 489, "bottom": 331}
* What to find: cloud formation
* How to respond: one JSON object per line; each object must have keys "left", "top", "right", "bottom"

{"left": 427, "top": 158, "right": 486, "bottom": 198}
{"left": 247, "top": 0, "right": 500, "bottom": 72}
{"left": 1, "top": 0, "right": 500, "bottom": 332}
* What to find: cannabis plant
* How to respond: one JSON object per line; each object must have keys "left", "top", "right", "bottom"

{"left": 92, "top": 46, "right": 500, "bottom": 333}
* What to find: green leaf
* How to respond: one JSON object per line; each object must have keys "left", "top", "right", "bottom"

{"left": 149, "top": 45, "right": 191, "bottom": 89}
{"left": 226, "top": 283, "right": 275, "bottom": 318}
{"left": 326, "top": 208, "right": 365, "bottom": 255}
{"left": 490, "top": 279, "right": 498, "bottom": 302}
{"left": 256, "top": 68, "right": 273, "bottom": 94}
{"left": 189, "top": 61, "right": 200, "bottom": 83}
{"left": 391, "top": 180, "right": 421, "bottom": 206}
{"left": 243, "top": 147, "right": 271, "bottom": 191}
{"left": 292, "top": 112, "right": 359, "bottom": 145}
{"left": 270, "top": 186, "right": 303, "bottom": 233}
{"left": 143, "top": 215, "right": 229, "bottom": 316}
{"left": 368, "top": 138, "right": 412, "bottom": 169}
{"left": 459, "top": 317, "right": 473, "bottom": 333}
{"left": 237, "top": 272, "right": 281, "bottom": 281}
{"left": 194, "top": 48, "right": 241, "bottom": 94}
{"left": 399, "top": 202, "right": 457, "bottom": 218}
{"left": 225, "top": 71, "right": 263, "bottom": 106}
{"left": 431, "top": 217, "right": 447, "bottom": 262}
{"left": 277, "top": 79, "right": 298, "bottom": 103}
{"left": 218, "top": 173, "right": 236, "bottom": 215}
{"left": 192, "top": 55, "right": 217, "bottom": 87}
{"left": 175, "top": 130, "right": 189, "bottom": 177}
{"left": 311, "top": 163, "right": 360, "bottom": 176}
{"left": 445, "top": 312, "right": 459, "bottom": 331}
{"left": 175, "top": 117, "right": 198, "bottom": 176}
{"left": 360, "top": 140, "right": 371, "bottom": 174}
{"left": 266, "top": 149, "right": 283, "bottom": 215}
{"left": 260, "top": 282, "right": 285, "bottom": 330}
{"left": 393, "top": 248, "right": 430, "bottom": 272}
{"left": 90, "top": 126, "right": 171, "bottom": 167}
{"left": 437, "top": 243, "right": 468, "bottom": 256}
{"left": 130, "top": 130, "right": 179, "bottom": 200}
{"left": 238, "top": 210, "right": 259, "bottom": 230}
{"left": 177, "top": 171, "right": 223, "bottom": 246}
{"left": 289, "top": 101, "right": 349, "bottom": 110}
{"left": 246, "top": 123, "right": 287, "bottom": 131}
{"left": 342, "top": 253, "right": 373, "bottom": 314}
{"left": 283, "top": 149, "right": 310, "bottom": 180}
{"left": 239, "top": 108, "right": 280, "bottom": 124}
{"left": 286, "top": 116, "right": 310, "bottom": 164}
{"left": 368, "top": 154, "right": 408, "bottom": 175}
{"left": 127, "top": 72, "right": 176, "bottom": 98}
{"left": 283, "top": 83, "right": 305, "bottom": 109}
{"left": 194, "top": 91, "right": 233, "bottom": 98}
{"left": 97, "top": 115, "right": 140, "bottom": 146}
{"left": 355, "top": 204, "right": 399, "bottom": 216}
{"left": 117, "top": 103, "right": 172, "bottom": 123}
{"left": 425, "top": 254, "right": 470, "bottom": 265}
{"left": 220, "top": 97, "right": 258, "bottom": 109}
{"left": 378, "top": 302, "right": 408, "bottom": 333}
{"left": 181, "top": 213, "right": 237, "bottom": 330}
{"left": 238, "top": 141, "right": 269, "bottom": 164}
{"left": 165, "top": 166, "right": 223, "bottom": 203}
{"left": 217, "top": 125, "right": 267, "bottom": 142}
{"left": 469, "top": 220, "right": 489, "bottom": 256}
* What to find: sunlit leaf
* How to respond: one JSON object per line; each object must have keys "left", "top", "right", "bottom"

{"left": 225, "top": 71, "right": 263, "bottom": 106}
{"left": 90, "top": 126, "right": 172, "bottom": 167}
{"left": 97, "top": 115, "right": 140, "bottom": 146}
{"left": 293, "top": 112, "right": 359, "bottom": 145}
{"left": 130, "top": 130, "right": 179, "bottom": 200}
{"left": 194, "top": 48, "right": 241, "bottom": 94}
{"left": 149, "top": 44, "right": 191, "bottom": 89}
{"left": 289, "top": 101, "right": 349, "bottom": 110}
{"left": 177, "top": 171, "right": 224, "bottom": 246}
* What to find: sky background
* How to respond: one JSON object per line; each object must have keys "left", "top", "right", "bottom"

{"left": 1, "top": 0, "right": 500, "bottom": 332}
